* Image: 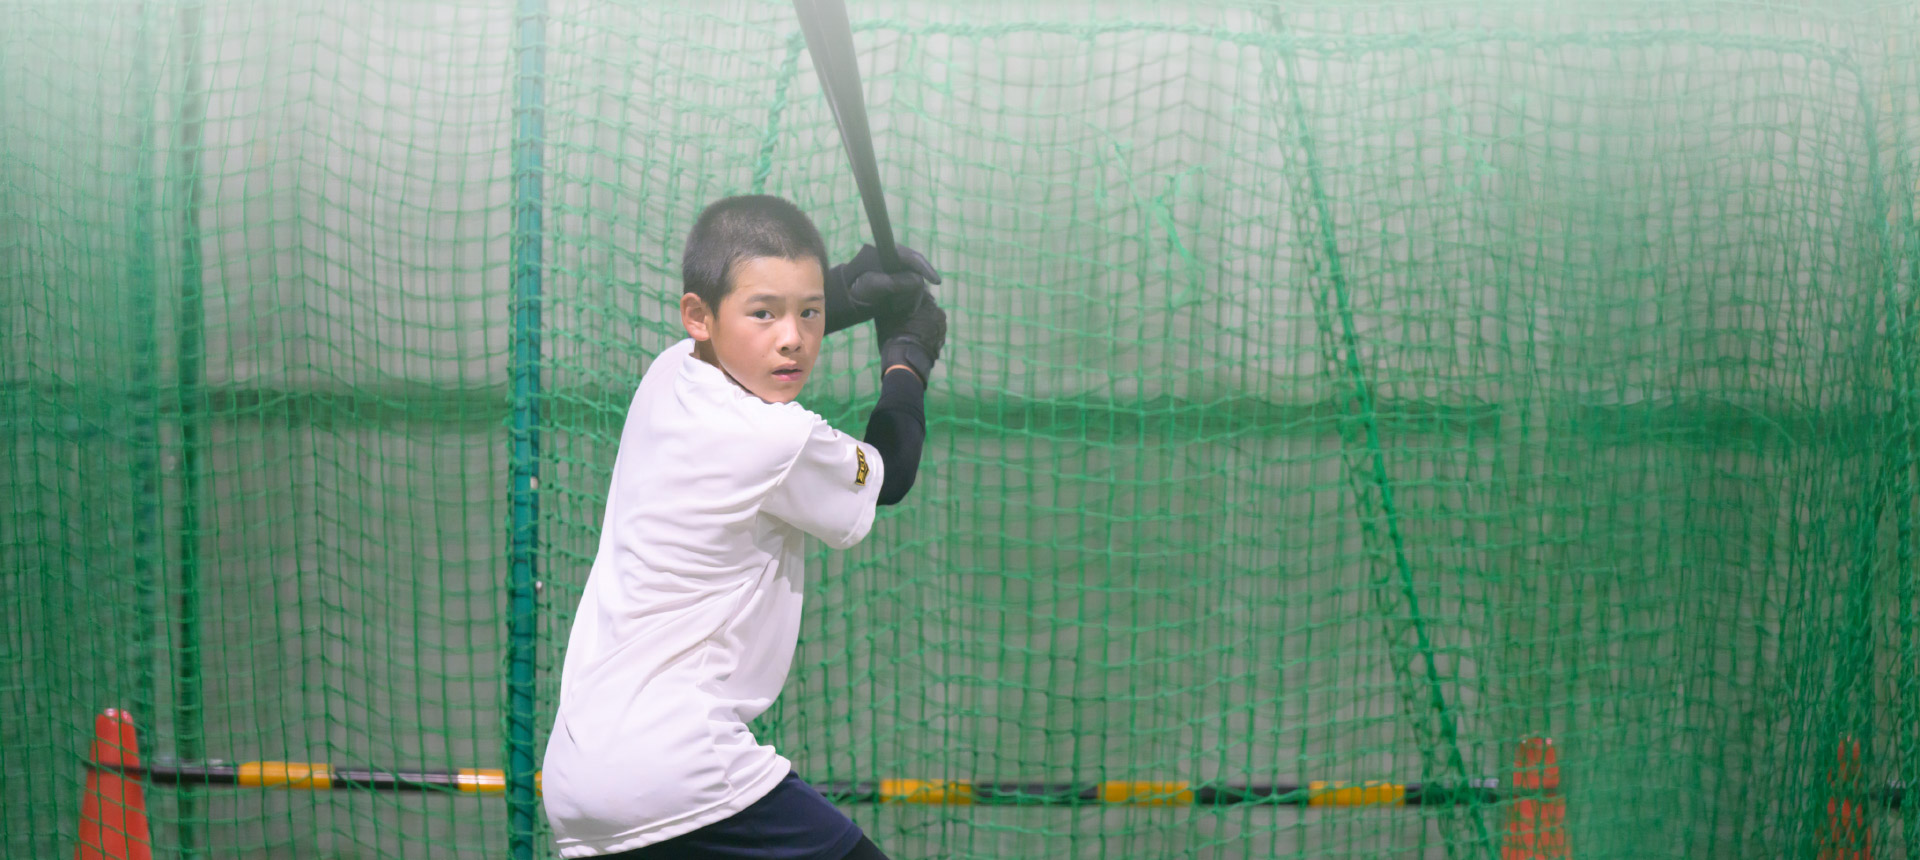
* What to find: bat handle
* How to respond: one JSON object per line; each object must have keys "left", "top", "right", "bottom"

{"left": 874, "top": 235, "right": 904, "bottom": 273}
{"left": 860, "top": 191, "right": 903, "bottom": 273}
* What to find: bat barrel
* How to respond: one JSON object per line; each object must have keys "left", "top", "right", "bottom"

{"left": 793, "top": 0, "right": 905, "bottom": 273}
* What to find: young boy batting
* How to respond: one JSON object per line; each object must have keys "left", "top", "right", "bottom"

{"left": 541, "top": 195, "right": 946, "bottom": 860}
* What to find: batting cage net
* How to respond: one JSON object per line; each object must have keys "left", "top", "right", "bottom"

{"left": 5, "top": 1, "right": 1919, "bottom": 858}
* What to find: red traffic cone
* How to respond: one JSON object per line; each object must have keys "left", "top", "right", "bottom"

{"left": 76, "top": 709, "right": 152, "bottom": 860}
{"left": 1818, "top": 736, "right": 1871, "bottom": 860}
{"left": 1502, "top": 736, "right": 1569, "bottom": 860}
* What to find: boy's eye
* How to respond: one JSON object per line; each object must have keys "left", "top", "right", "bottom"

{"left": 801, "top": 308, "right": 820, "bottom": 319}
{"left": 749, "top": 310, "right": 773, "bottom": 320}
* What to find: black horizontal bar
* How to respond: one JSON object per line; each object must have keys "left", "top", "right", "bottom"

{"left": 330, "top": 768, "right": 476, "bottom": 791}
{"left": 138, "top": 761, "right": 240, "bottom": 786}
{"left": 91, "top": 761, "right": 1914, "bottom": 809}
{"left": 108, "top": 761, "right": 495, "bottom": 795}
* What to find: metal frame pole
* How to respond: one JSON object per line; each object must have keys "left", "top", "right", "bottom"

{"left": 507, "top": 0, "right": 547, "bottom": 856}
{"left": 170, "top": 3, "right": 208, "bottom": 856}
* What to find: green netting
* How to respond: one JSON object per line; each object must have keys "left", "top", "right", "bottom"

{"left": 6, "top": 1, "right": 1920, "bottom": 858}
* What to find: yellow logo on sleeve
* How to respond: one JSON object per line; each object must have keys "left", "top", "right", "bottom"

{"left": 855, "top": 448, "right": 870, "bottom": 487}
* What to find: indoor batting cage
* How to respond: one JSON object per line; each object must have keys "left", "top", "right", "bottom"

{"left": 5, "top": 1, "right": 1920, "bottom": 858}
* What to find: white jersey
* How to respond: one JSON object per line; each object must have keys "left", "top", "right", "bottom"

{"left": 542, "top": 338, "right": 884, "bottom": 857}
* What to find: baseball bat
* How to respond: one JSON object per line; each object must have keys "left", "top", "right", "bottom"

{"left": 792, "top": 0, "right": 903, "bottom": 272}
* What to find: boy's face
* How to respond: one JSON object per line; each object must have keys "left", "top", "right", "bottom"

{"left": 681, "top": 255, "right": 826, "bottom": 404}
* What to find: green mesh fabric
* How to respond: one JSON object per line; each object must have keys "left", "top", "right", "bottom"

{"left": 5, "top": 1, "right": 1920, "bottom": 858}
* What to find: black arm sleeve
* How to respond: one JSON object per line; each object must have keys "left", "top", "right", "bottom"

{"left": 863, "top": 368, "right": 927, "bottom": 506}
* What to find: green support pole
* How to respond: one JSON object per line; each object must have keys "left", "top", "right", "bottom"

{"left": 170, "top": 2, "right": 208, "bottom": 856}
{"left": 507, "top": 0, "right": 546, "bottom": 857}
{"left": 1259, "top": 13, "right": 1490, "bottom": 853}
{"left": 125, "top": 0, "right": 162, "bottom": 781}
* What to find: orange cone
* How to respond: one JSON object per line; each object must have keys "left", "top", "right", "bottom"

{"left": 1502, "top": 737, "right": 1569, "bottom": 860}
{"left": 1819, "top": 736, "right": 1870, "bottom": 860}
{"left": 76, "top": 709, "right": 152, "bottom": 860}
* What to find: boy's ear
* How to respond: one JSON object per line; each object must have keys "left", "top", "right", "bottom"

{"left": 681, "top": 292, "right": 713, "bottom": 342}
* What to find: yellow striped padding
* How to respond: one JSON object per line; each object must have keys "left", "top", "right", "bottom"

{"left": 457, "top": 768, "right": 507, "bottom": 794}
{"left": 1099, "top": 781, "right": 1194, "bottom": 806}
{"left": 239, "top": 762, "right": 331, "bottom": 790}
{"left": 1307, "top": 781, "right": 1406, "bottom": 807}
{"left": 879, "top": 779, "right": 974, "bottom": 805}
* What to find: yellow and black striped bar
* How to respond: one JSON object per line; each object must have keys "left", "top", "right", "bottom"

{"left": 94, "top": 759, "right": 1914, "bottom": 809}
{"left": 99, "top": 761, "right": 1522, "bottom": 807}
{"left": 823, "top": 779, "right": 1501, "bottom": 807}
{"left": 119, "top": 760, "right": 531, "bottom": 795}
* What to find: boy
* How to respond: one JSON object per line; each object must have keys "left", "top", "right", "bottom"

{"left": 542, "top": 195, "right": 946, "bottom": 860}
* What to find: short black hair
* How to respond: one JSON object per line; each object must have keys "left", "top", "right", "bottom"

{"left": 682, "top": 195, "right": 828, "bottom": 310}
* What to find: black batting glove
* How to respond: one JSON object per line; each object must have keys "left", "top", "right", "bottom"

{"left": 823, "top": 244, "right": 942, "bottom": 335}
{"left": 877, "top": 291, "right": 947, "bottom": 385}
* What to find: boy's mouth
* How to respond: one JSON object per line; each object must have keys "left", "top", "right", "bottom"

{"left": 772, "top": 366, "right": 804, "bottom": 382}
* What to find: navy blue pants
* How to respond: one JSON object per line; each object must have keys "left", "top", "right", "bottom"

{"left": 598, "top": 772, "right": 877, "bottom": 860}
